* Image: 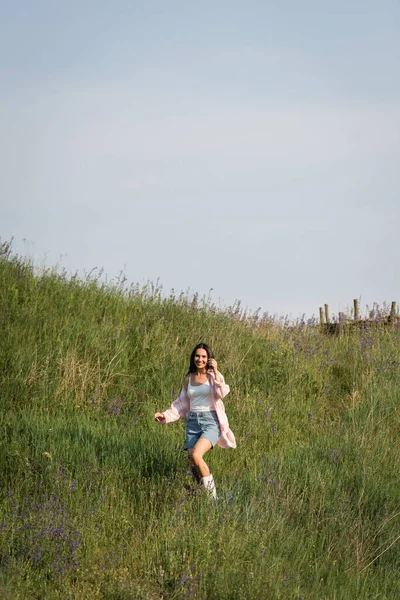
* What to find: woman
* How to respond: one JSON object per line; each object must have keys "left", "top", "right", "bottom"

{"left": 154, "top": 343, "right": 236, "bottom": 499}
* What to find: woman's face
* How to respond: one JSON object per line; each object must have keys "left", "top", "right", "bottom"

{"left": 194, "top": 348, "right": 208, "bottom": 370}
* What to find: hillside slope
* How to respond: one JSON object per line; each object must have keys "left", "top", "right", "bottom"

{"left": 1, "top": 241, "right": 399, "bottom": 599}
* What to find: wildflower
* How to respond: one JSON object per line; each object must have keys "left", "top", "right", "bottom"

{"left": 107, "top": 396, "right": 124, "bottom": 416}
{"left": 331, "top": 449, "right": 340, "bottom": 461}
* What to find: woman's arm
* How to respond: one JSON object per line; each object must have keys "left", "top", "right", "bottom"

{"left": 208, "top": 358, "right": 222, "bottom": 382}
{"left": 154, "top": 377, "right": 189, "bottom": 424}
{"left": 207, "top": 359, "right": 230, "bottom": 398}
{"left": 212, "top": 372, "right": 230, "bottom": 399}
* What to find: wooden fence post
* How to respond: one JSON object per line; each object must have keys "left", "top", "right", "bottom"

{"left": 390, "top": 301, "right": 397, "bottom": 323}
{"left": 353, "top": 299, "right": 359, "bottom": 321}
{"left": 324, "top": 303, "right": 330, "bottom": 324}
{"left": 319, "top": 307, "right": 325, "bottom": 325}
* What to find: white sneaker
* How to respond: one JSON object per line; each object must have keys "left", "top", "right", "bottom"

{"left": 201, "top": 475, "right": 218, "bottom": 500}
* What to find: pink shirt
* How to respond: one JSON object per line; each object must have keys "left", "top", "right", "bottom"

{"left": 162, "top": 371, "right": 236, "bottom": 449}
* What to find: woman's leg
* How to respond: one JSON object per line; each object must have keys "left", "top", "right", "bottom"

{"left": 188, "top": 455, "right": 202, "bottom": 483}
{"left": 188, "top": 438, "right": 217, "bottom": 499}
{"left": 188, "top": 437, "right": 212, "bottom": 477}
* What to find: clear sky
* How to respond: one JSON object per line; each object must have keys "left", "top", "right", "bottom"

{"left": 1, "top": 1, "right": 399, "bottom": 319}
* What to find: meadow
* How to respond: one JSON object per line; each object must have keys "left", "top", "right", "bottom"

{"left": 0, "top": 238, "right": 399, "bottom": 599}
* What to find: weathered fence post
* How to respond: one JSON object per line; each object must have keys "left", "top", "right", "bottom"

{"left": 324, "top": 303, "right": 330, "bottom": 324}
{"left": 353, "top": 299, "right": 359, "bottom": 321}
{"left": 390, "top": 301, "right": 397, "bottom": 323}
{"left": 319, "top": 307, "right": 325, "bottom": 325}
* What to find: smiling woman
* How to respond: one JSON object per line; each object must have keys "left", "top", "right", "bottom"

{"left": 154, "top": 343, "right": 236, "bottom": 499}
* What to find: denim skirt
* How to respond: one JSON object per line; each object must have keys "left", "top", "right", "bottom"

{"left": 185, "top": 411, "right": 221, "bottom": 449}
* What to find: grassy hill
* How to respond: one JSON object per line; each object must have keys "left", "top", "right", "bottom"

{"left": 1, "top": 239, "right": 399, "bottom": 599}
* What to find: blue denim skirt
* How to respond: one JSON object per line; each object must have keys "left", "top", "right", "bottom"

{"left": 185, "top": 411, "right": 221, "bottom": 449}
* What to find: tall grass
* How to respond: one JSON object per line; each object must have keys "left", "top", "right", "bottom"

{"left": 1, "top": 239, "right": 399, "bottom": 599}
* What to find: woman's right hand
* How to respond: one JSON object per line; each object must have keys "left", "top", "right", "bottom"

{"left": 154, "top": 412, "right": 166, "bottom": 424}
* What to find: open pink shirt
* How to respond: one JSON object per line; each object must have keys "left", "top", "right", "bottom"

{"left": 162, "top": 371, "right": 236, "bottom": 449}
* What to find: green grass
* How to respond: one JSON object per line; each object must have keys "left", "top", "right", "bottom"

{"left": 1, "top": 239, "right": 399, "bottom": 599}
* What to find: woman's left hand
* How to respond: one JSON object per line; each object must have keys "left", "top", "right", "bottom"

{"left": 208, "top": 358, "right": 218, "bottom": 373}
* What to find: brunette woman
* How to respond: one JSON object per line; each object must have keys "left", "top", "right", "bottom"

{"left": 154, "top": 343, "right": 236, "bottom": 498}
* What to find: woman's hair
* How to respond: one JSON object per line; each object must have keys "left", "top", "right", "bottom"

{"left": 187, "top": 343, "right": 214, "bottom": 374}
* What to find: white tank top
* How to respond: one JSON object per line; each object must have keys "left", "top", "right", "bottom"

{"left": 187, "top": 377, "right": 214, "bottom": 412}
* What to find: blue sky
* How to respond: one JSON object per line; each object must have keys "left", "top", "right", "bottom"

{"left": 1, "top": 1, "right": 399, "bottom": 319}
